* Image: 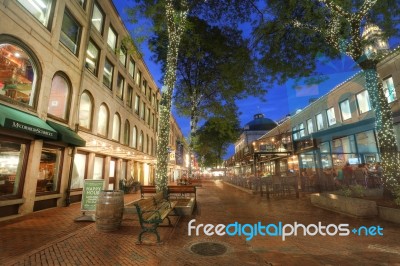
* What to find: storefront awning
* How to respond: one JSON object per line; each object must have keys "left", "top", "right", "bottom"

{"left": 0, "top": 104, "right": 57, "bottom": 139}
{"left": 47, "top": 121, "right": 86, "bottom": 147}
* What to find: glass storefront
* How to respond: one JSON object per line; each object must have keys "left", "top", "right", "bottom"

{"left": 70, "top": 152, "right": 87, "bottom": 189}
{"left": 0, "top": 139, "right": 28, "bottom": 197}
{"left": 36, "top": 145, "right": 62, "bottom": 194}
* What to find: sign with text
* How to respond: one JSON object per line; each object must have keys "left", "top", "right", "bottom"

{"left": 81, "top": 180, "right": 104, "bottom": 212}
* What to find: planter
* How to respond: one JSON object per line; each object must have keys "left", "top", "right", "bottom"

{"left": 378, "top": 206, "right": 400, "bottom": 224}
{"left": 174, "top": 197, "right": 196, "bottom": 216}
{"left": 311, "top": 193, "right": 377, "bottom": 218}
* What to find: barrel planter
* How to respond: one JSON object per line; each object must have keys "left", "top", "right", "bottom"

{"left": 95, "top": 190, "right": 124, "bottom": 232}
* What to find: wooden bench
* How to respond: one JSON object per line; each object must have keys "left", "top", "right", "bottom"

{"left": 167, "top": 185, "right": 196, "bottom": 203}
{"left": 140, "top": 185, "right": 157, "bottom": 198}
{"left": 188, "top": 179, "right": 202, "bottom": 187}
{"left": 134, "top": 192, "right": 177, "bottom": 243}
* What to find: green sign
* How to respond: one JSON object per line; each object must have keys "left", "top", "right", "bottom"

{"left": 81, "top": 180, "right": 104, "bottom": 211}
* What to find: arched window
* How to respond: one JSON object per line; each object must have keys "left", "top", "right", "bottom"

{"left": 97, "top": 104, "right": 109, "bottom": 136}
{"left": 138, "top": 131, "right": 143, "bottom": 152}
{"left": 131, "top": 126, "right": 137, "bottom": 149}
{"left": 123, "top": 120, "right": 130, "bottom": 146}
{"left": 150, "top": 137, "right": 153, "bottom": 156}
{"left": 78, "top": 91, "right": 93, "bottom": 129}
{"left": 0, "top": 42, "right": 39, "bottom": 106}
{"left": 143, "top": 133, "right": 147, "bottom": 153}
{"left": 48, "top": 73, "right": 70, "bottom": 120}
{"left": 112, "top": 113, "right": 121, "bottom": 141}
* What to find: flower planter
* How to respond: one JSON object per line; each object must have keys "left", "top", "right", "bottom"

{"left": 310, "top": 193, "right": 377, "bottom": 218}
{"left": 378, "top": 206, "right": 400, "bottom": 224}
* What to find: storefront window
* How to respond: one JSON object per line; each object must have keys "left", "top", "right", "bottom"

{"left": 300, "top": 152, "right": 316, "bottom": 171}
{"left": 331, "top": 135, "right": 356, "bottom": 154}
{"left": 98, "top": 104, "right": 109, "bottom": 136}
{"left": 48, "top": 74, "right": 70, "bottom": 120}
{"left": 340, "top": 99, "right": 352, "bottom": 121}
{"left": 121, "top": 161, "right": 127, "bottom": 181}
{"left": 60, "top": 10, "right": 81, "bottom": 55}
{"left": 70, "top": 152, "right": 87, "bottom": 189}
{"left": 36, "top": 146, "right": 62, "bottom": 194}
{"left": 356, "top": 90, "right": 371, "bottom": 114}
{"left": 0, "top": 140, "right": 27, "bottom": 197}
{"left": 109, "top": 159, "right": 116, "bottom": 190}
{"left": 319, "top": 142, "right": 332, "bottom": 169}
{"left": 356, "top": 130, "right": 378, "bottom": 153}
{"left": 93, "top": 156, "right": 104, "bottom": 180}
{"left": 383, "top": 76, "right": 396, "bottom": 103}
{"left": 0, "top": 43, "right": 38, "bottom": 106}
{"left": 17, "top": 0, "right": 53, "bottom": 27}
{"left": 79, "top": 91, "right": 93, "bottom": 130}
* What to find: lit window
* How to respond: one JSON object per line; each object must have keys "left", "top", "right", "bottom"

{"left": 124, "top": 120, "right": 130, "bottom": 145}
{"left": 91, "top": 2, "right": 104, "bottom": 33}
{"left": 103, "top": 58, "right": 114, "bottom": 89}
{"left": 340, "top": 99, "right": 352, "bottom": 121}
{"left": 356, "top": 90, "right": 371, "bottom": 114}
{"left": 17, "top": 0, "right": 53, "bottom": 27}
{"left": 36, "top": 145, "right": 63, "bottom": 194}
{"left": 326, "top": 107, "right": 336, "bottom": 126}
{"left": 79, "top": 91, "right": 93, "bottom": 129}
{"left": 139, "top": 131, "right": 143, "bottom": 151}
{"left": 107, "top": 26, "right": 117, "bottom": 51}
{"left": 48, "top": 74, "right": 70, "bottom": 120}
{"left": 85, "top": 40, "right": 99, "bottom": 75}
{"left": 97, "top": 104, "right": 109, "bottom": 136}
{"left": 71, "top": 152, "right": 87, "bottom": 189}
{"left": 116, "top": 74, "right": 124, "bottom": 100}
{"left": 316, "top": 113, "right": 324, "bottom": 130}
{"left": 307, "top": 119, "right": 313, "bottom": 134}
{"left": 383, "top": 77, "right": 396, "bottom": 103}
{"left": 292, "top": 126, "right": 298, "bottom": 140}
{"left": 132, "top": 126, "right": 137, "bottom": 148}
{"left": 0, "top": 43, "right": 38, "bottom": 106}
{"left": 60, "top": 10, "right": 81, "bottom": 55}
{"left": 112, "top": 113, "right": 121, "bottom": 141}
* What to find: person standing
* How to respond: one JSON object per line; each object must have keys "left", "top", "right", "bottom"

{"left": 342, "top": 162, "right": 353, "bottom": 186}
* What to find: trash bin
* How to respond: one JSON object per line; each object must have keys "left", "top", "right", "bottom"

{"left": 95, "top": 190, "right": 124, "bottom": 232}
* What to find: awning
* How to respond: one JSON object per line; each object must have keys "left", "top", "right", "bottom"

{"left": 47, "top": 121, "right": 86, "bottom": 147}
{"left": 0, "top": 104, "right": 57, "bottom": 139}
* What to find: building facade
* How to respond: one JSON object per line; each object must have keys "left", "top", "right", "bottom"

{"left": 0, "top": 0, "right": 185, "bottom": 220}
{"left": 225, "top": 46, "right": 400, "bottom": 190}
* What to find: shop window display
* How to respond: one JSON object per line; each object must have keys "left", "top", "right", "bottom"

{"left": 0, "top": 140, "right": 27, "bottom": 197}
{"left": 36, "top": 146, "right": 62, "bottom": 193}
{"left": 0, "top": 43, "right": 38, "bottom": 106}
{"left": 70, "top": 153, "right": 87, "bottom": 189}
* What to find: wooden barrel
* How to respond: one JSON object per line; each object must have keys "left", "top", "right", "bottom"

{"left": 95, "top": 190, "right": 124, "bottom": 232}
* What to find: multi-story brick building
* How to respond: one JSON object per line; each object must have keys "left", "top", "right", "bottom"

{"left": 0, "top": 0, "right": 185, "bottom": 220}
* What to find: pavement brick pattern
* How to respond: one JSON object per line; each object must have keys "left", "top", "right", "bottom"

{"left": 1, "top": 181, "right": 400, "bottom": 265}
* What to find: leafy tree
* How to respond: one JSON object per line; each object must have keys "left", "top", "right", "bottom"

{"left": 126, "top": 0, "right": 258, "bottom": 191}
{"left": 194, "top": 108, "right": 241, "bottom": 168}
{"left": 254, "top": 0, "right": 400, "bottom": 192}
{"left": 150, "top": 16, "right": 264, "bottom": 177}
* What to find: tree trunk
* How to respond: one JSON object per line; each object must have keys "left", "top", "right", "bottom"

{"left": 364, "top": 68, "right": 400, "bottom": 194}
{"left": 155, "top": 0, "right": 188, "bottom": 193}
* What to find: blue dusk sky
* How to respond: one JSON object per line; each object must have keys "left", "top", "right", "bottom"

{"left": 111, "top": 1, "right": 397, "bottom": 158}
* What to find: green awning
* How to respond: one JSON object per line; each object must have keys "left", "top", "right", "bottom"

{"left": 0, "top": 104, "right": 57, "bottom": 139}
{"left": 47, "top": 121, "right": 86, "bottom": 147}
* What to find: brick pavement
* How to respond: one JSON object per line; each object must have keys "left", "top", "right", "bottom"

{"left": 1, "top": 181, "right": 400, "bottom": 265}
